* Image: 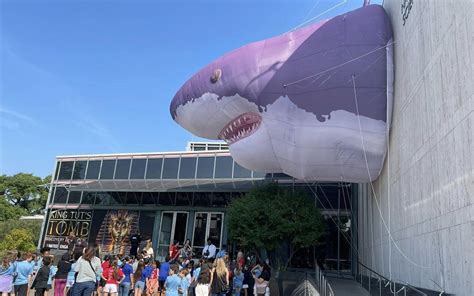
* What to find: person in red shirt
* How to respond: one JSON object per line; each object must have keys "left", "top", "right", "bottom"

{"left": 101, "top": 259, "right": 124, "bottom": 296}
{"left": 98, "top": 255, "right": 112, "bottom": 295}
{"left": 169, "top": 241, "right": 179, "bottom": 261}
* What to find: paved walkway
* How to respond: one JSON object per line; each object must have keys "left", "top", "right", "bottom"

{"left": 327, "top": 278, "right": 370, "bottom": 296}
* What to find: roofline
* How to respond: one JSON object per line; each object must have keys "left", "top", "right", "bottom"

{"left": 56, "top": 150, "right": 231, "bottom": 160}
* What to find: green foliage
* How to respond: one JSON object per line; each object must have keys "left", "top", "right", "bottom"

{"left": 0, "top": 228, "right": 37, "bottom": 253}
{"left": 227, "top": 183, "right": 325, "bottom": 267}
{"left": 0, "top": 219, "right": 42, "bottom": 244}
{"left": 0, "top": 173, "right": 51, "bottom": 215}
{"left": 0, "top": 198, "right": 27, "bottom": 220}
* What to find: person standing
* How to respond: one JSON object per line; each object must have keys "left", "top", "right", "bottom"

{"left": 55, "top": 253, "right": 72, "bottom": 296}
{"left": 13, "top": 252, "right": 34, "bottom": 296}
{"left": 32, "top": 256, "right": 52, "bottom": 296}
{"left": 158, "top": 256, "right": 170, "bottom": 295}
{"left": 201, "top": 239, "right": 216, "bottom": 262}
{"left": 132, "top": 261, "right": 147, "bottom": 296}
{"left": 145, "top": 261, "right": 159, "bottom": 296}
{"left": 143, "top": 241, "right": 154, "bottom": 260}
{"left": 71, "top": 246, "right": 102, "bottom": 296}
{"left": 118, "top": 257, "right": 133, "bottom": 296}
{"left": 66, "top": 232, "right": 78, "bottom": 255}
{"left": 210, "top": 259, "right": 229, "bottom": 296}
{"left": 101, "top": 260, "right": 124, "bottom": 296}
{"left": 194, "top": 263, "right": 212, "bottom": 296}
{"left": 0, "top": 253, "right": 16, "bottom": 296}
{"left": 129, "top": 232, "right": 141, "bottom": 257}
{"left": 164, "top": 265, "right": 180, "bottom": 296}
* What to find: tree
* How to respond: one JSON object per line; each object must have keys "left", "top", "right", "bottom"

{"left": 0, "top": 173, "right": 51, "bottom": 214}
{"left": 0, "top": 198, "right": 27, "bottom": 221}
{"left": 0, "top": 228, "right": 37, "bottom": 253}
{"left": 227, "top": 183, "right": 325, "bottom": 269}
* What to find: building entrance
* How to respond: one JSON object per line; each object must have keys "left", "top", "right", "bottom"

{"left": 157, "top": 211, "right": 188, "bottom": 260}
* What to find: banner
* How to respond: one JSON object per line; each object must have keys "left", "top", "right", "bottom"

{"left": 43, "top": 209, "right": 93, "bottom": 250}
{"left": 90, "top": 210, "right": 155, "bottom": 255}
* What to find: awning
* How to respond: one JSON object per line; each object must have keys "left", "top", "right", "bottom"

{"left": 67, "top": 179, "right": 273, "bottom": 192}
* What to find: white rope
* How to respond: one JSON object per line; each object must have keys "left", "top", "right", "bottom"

{"left": 283, "top": 41, "right": 395, "bottom": 88}
{"left": 302, "top": 0, "right": 322, "bottom": 24}
{"left": 287, "top": 0, "right": 348, "bottom": 33}
{"left": 351, "top": 75, "right": 431, "bottom": 269}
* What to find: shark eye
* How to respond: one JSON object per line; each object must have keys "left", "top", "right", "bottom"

{"left": 210, "top": 69, "right": 222, "bottom": 83}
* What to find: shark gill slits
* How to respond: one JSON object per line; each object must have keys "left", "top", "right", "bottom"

{"left": 210, "top": 69, "right": 222, "bottom": 83}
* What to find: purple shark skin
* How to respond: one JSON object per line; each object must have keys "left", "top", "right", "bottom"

{"left": 170, "top": 5, "right": 393, "bottom": 127}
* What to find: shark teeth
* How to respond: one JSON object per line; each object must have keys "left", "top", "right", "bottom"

{"left": 218, "top": 112, "right": 262, "bottom": 145}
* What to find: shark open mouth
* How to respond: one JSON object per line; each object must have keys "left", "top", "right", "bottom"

{"left": 218, "top": 112, "right": 261, "bottom": 144}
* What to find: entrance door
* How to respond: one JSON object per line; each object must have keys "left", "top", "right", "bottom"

{"left": 157, "top": 211, "right": 188, "bottom": 261}
{"left": 192, "top": 212, "right": 224, "bottom": 255}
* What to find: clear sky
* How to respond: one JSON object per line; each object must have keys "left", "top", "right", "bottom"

{"left": 0, "top": 0, "right": 381, "bottom": 177}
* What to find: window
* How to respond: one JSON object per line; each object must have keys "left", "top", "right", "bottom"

{"left": 53, "top": 187, "right": 68, "bottom": 203}
{"left": 193, "top": 192, "right": 212, "bottom": 207}
{"left": 162, "top": 158, "right": 180, "bottom": 179}
{"left": 58, "top": 161, "right": 74, "bottom": 180}
{"left": 214, "top": 156, "right": 233, "bottom": 178}
{"left": 130, "top": 159, "right": 146, "bottom": 179}
{"left": 146, "top": 159, "right": 162, "bottom": 179}
{"left": 68, "top": 191, "right": 82, "bottom": 203}
{"left": 86, "top": 160, "right": 101, "bottom": 179}
{"left": 179, "top": 157, "right": 196, "bottom": 179}
{"left": 100, "top": 160, "right": 116, "bottom": 179}
{"left": 81, "top": 192, "right": 95, "bottom": 204}
{"left": 252, "top": 170, "right": 267, "bottom": 178}
{"left": 176, "top": 192, "right": 192, "bottom": 206}
{"left": 72, "top": 161, "right": 87, "bottom": 180}
{"left": 142, "top": 192, "right": 158, "bottom": 205}
{"left": 158, "top": 192, "right": 175, "bottom": 206}
{"left": 192, "top": 212, "right": 224, "bottom": 252}
{"left": 125, "top": 192, "right": 141, "bottom": 205}
{"left": 115, "top": 159, "right": 131, "bottom": 179}
{"left": 196, "top": 157, "right": 214, "bottom": 178}
{"left": 233, "top": 162, "right": 251, "bottom": 178}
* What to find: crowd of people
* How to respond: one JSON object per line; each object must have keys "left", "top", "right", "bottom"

{"left": 0, "top": 237, "right": 271, "bottom": 296}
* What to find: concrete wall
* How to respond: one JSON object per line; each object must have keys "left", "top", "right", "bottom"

{"left": 358, "top": 0, "right": 473, "bottom": 295}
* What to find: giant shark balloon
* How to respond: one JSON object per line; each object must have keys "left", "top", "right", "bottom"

{"left": 170, "top": 5, "right": 393, "bottom": 182}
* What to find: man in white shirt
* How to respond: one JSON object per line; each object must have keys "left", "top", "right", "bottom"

{"left": 202, "top": 238, "right": 216, "bottom": 261}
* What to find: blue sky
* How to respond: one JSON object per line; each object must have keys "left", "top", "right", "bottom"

{"left": 0, "top": 0, "right": 380, "bottom": 177}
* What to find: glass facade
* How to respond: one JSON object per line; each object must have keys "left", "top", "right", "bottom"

{"left": 56, "top": 154, "right": 279, "bottom": 181}
{"left": 46, "top": 151, "right": 356, "bottom": 272}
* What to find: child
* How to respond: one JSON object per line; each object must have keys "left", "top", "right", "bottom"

{"left": 31, "top": 256, "right": 51, "bottom": 296}
{"left": 158, "top": 256, "right": 170, "bottom": 294}
{"left": 233, "top": 266, "right": 244, "bottom": 296}
{"left": 102, "top": 259, "right": 124, "bottom": 296}
{"left": 146, "top": 260, "right": 159, "bottom": 296}
{"left": 133, "top": 261, "right": 147, "bottom": 296}
{"left": 177, "top": 268, "right": 189, "bottom": 295}
{"left": 164, "top": 264, "right": 180, "bottom": 296}
{"left": 47, "top": 256, "right": 57, "bottom": 293}
{"left": 65, "top": 252, "right": 80, "bottom": 296}
{"left": 118, "top": 257, "right": 133, "bottom": 296}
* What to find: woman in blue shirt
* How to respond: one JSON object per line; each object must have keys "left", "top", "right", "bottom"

{"left": 164, "top": 265, "right": 180, "bottom": 296}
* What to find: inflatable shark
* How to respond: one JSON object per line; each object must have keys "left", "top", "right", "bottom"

{"left": 170, "top": 5, "right": 393, "bottom": 182}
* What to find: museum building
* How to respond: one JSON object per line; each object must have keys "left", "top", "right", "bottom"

{"left": 40, "top": 141, "right": 357, "bottom": 272}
